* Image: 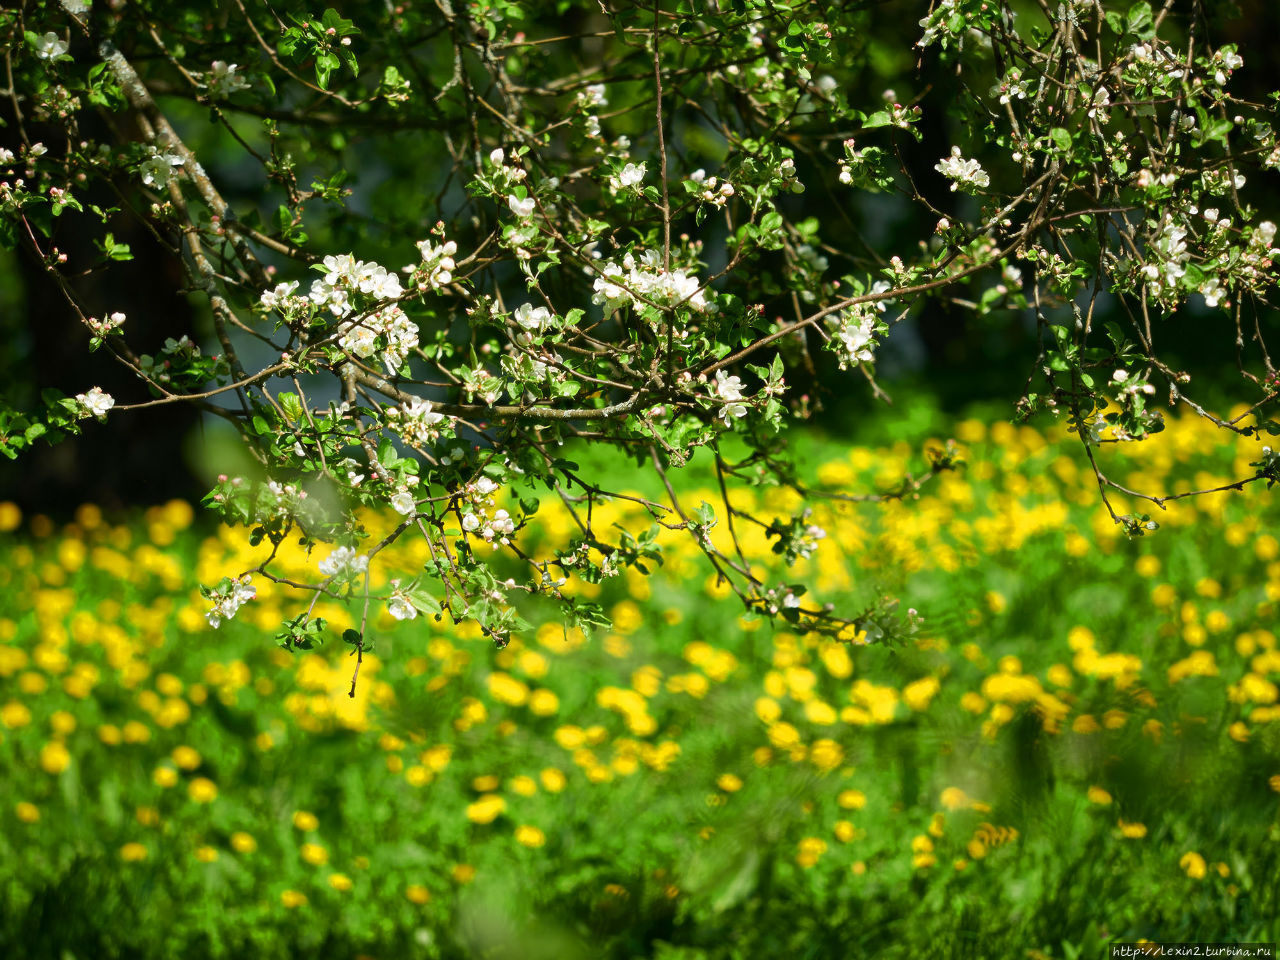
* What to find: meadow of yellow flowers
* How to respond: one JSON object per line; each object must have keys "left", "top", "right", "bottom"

{"left": 1, "top": 408, "right": 1279, "bottom": 958}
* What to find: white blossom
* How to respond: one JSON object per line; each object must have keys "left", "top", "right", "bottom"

{"left": 508, "top": 194, "right": 536, "bottom": 219}
{"left": 259, "top": 281, "right": 299, "bottom": 311}
{"left": 714, "top": 371, "right": 745, "bottom": 402}
{"left": 1200, "top": 277, "right": 1225, "bottom": 308}
{"left": 139, "top": 147, "right": 184, "bottom": 188}
{"left": 578, "top": 83, "right": 607, "bottom": 108}
{"left": 934, "top": 147, "right": 989, "bottom": 193}
{"left": 391, "top": 396, "right": 448, "bottom": 445}
{"left": 387, "top": 580, "right": 417, "bottom": 621}
{"left": 35, "top": 33, "right": 69, "bottom": 60}
{"left": 205, "top": 61, "right": 250, "bottom": 97}
{"left": 513, "top": 302, "right": 553, "bottom": 332}
{"left": 318, "top": 545, "right": 369, "bottom": 579}
{"left": 76, "top": 386, "right": 114, "bottom": 419}
{"left": 835, "top": 307, "right": 880, "bottom": 369}
{"left": 591, "top": 248, "right": 710, "bottom": 314}
{"left": 206, "top": 575, "right": 255, "bottom": 629}
{"left": 87, "top": 312, "right": 126, "bottom": 337}
{"left": 610, "top": 162, "right": 646, "bottom": 191}
{"left": 416, "top": 238, "right": 457, "bottom": 289}
{"left": 713, "top": 371, "right": 748, "bottom": 425}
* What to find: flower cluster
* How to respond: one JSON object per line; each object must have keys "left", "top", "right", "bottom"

{"left": 387, "top": 397, "right": 449, "bottom": 446}
{"left": 838, "top": 311, "right": 878, "bottom": 368}
{"left": 204, "top": 61, "right": 250, "bottom": 98}
{"left": 386, "top": 579, "right": 416, "bottom": 620}
{"left": 609, "top": 162, "right": 646, "bottom": 193}
{"left": 318, "top": 545, "right": 369, "bottom": 580}
{"left": 414, "top": 238, "right": 457, "bottom": 291}
{"left": 576, "top": 84, "right": 608, "bottom": 139}
{"left": 486, "top": 148, "right": 528, "bottom": 191}
{"left": 1209, "top": 46, "right": 1243, "bottom": 87}
{"left": 512, "top": 303, "right": 555, "bottom": 335}
{"left": 87, "top": 312, "right": 126, "bottom": 337}
{"left": 337, "top": 305, "right": 418, "bottom": 373}
{"left": 265, "top": 480, "right": 307, "bottom": 518}
{"left": 934, "top": 147, "right": 989, "bottom": 193}
{"left": 712, "top": 372, "right": 748, "bottom": 425}
{"left": 310, "top": 253, "right": 403, "bottom": 318}
{"left": 459, "top": 476, "right": 515, "bottom": 545}
{"left": 592, "top": 249, "right": 711, "bottom": 314}
{"left": 76, "top": 386, "right": 115, "bottom": 419}
{"left": 992, "top": 68, "right": 1029, "bottom": 105}
{"left": 138, "top": 147, "right": 184, "bottom": 189}
{"left": 1140, "top": 216, "right": 1190, "bottom": 299}
{"left": 259, "top": 281, "right": 301, "bottom": 312}
{"left": 204, "top": 575, "right": 255, "bottom": 628}
{"left": 576, "top": 83, "right": 607, "bottom": 110}
{"left": 687, "top": 169, "right": 735, "bottom": 208}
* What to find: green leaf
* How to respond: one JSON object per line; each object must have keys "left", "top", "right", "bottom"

{"left": 315, "top": 52, "right": 339, "bottom": 89}
{"left": 278, "top": 392, "right": 303, "bottom": 423}
{"left": 1126, "top": 2, "right": 1154, "bottom": 38}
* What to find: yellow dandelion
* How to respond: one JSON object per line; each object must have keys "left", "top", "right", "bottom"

{"left": 120, "top": 842, "right": 148, "bottom": 862}
{"left": 280, "top": 890, "right": 307, "bottom": 908}
{"left": 405, "top": 884, "right": 431, "bottom": 904}
{"left": 15, "top": 801, "right": 40, "bottom": 824}
{"left": 188, "top": 777, "right": 218, "bottom": 803}
{"left": 514, "top": 825, "right": 546, "bottom": 848}
{"left": 328, "top": 873, "right": 353, "bottom": 891}
{"left": 837, "top": 789, "right": 867, "bottom": 810}
{"left": 939, "top": 787, "right": 970, "bottom": 811}
{"left": 172, "top": 745, "right": 201, "bottom": 770}
{"left": 451, "top": 863, "right": 476, "bottom": 884}
{"left": 121, "top": 721, "right": 151, "bottom": 744}
{"left": 1179, "top": 851, "right": 1207, "bottom": 879}
{"left": 195, "top": 846, "right": 219, "bottom": 863}
{"left": 466, "top": 794, "right": 506, "bottom": 824}
{"left": 716, "top": 773, "right": 743, "bottom": 793}
{"left": 293, "top": 810, "right": 319, "bottom": 831}
{"left": 231, "top": 832, "right": 257, "bottom": 854}
{"left": 527, "top": 689, "right": 560, "bottom": 716}
{"left": 300, "top": 842, "right": 329, "bottom": 866}
{"left": 40, "top": 741, "right": 71, "bottom": 775}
